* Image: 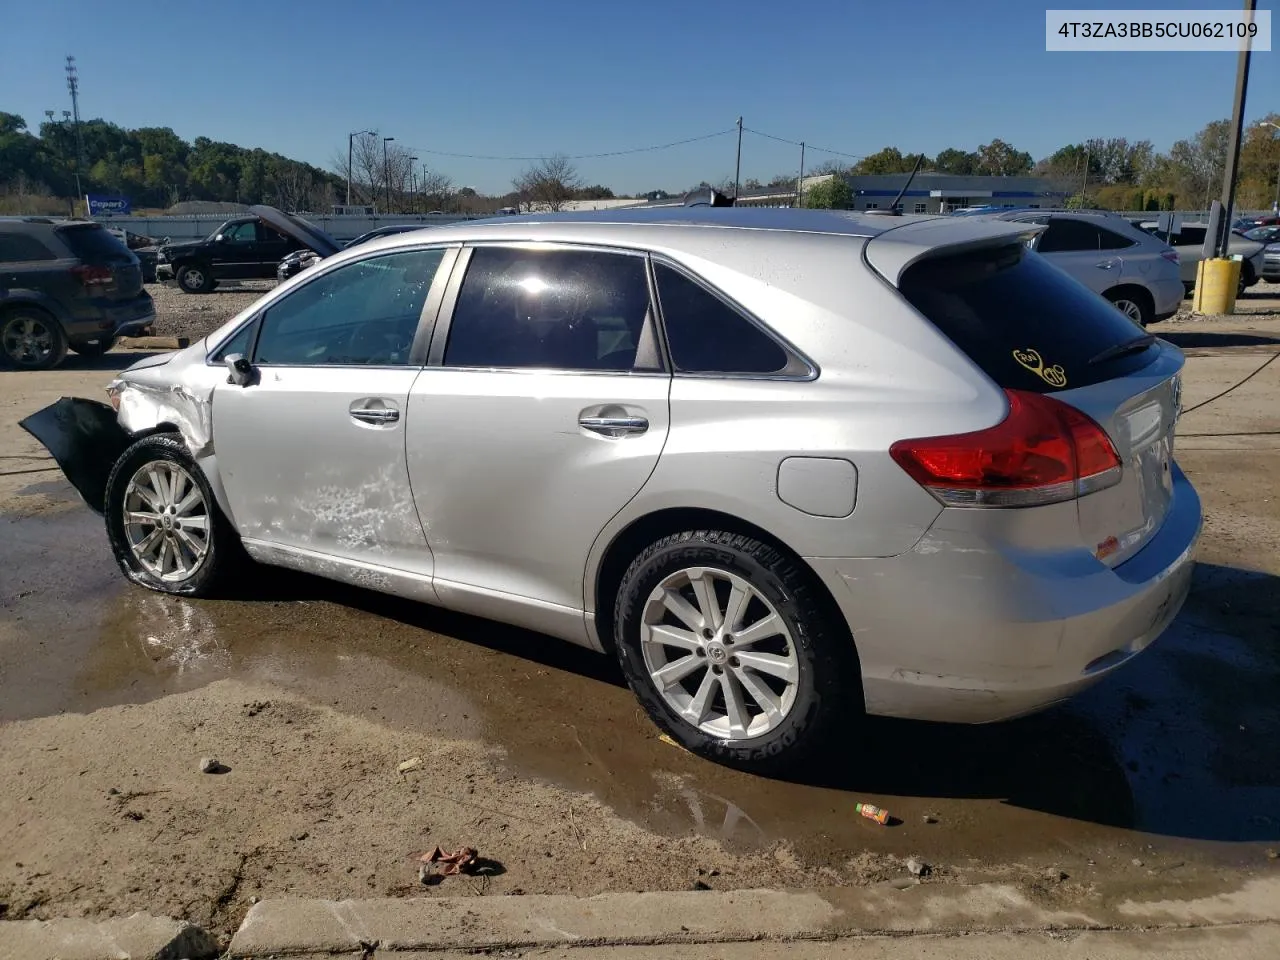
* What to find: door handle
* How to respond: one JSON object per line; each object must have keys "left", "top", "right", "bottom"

{"left": 1095, "top": 260, "right": 1116, "bottom": 269}
{"left": 579, "top": 415, "right": 648, "bottom": 437}
{"left": 351, "top": 407, "right": 399, "bottom": 425}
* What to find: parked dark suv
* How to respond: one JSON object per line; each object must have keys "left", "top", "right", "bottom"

{"left": 0, "top": 217, "right": 155, "bottom": 370}
{"left": 156, "top": 215, "right": 309, "bottom": 293}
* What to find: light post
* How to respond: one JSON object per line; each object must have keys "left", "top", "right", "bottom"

{"left": 409, "top": 156, "right": 418, "bottom": 214}
{"left": 347, "top": 130, "right": 373, "bottom": 206}
{"left": 383, "top": 137, "right": 395, "bottom": 213}
{"left": 1261, "top": 121, "right": 1280, "bottom": 214}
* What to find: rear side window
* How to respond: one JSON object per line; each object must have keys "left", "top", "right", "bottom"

{"left": 1037, "top": 219, "right": 1106, "bottom": 253}
{"left": 0, "top": 233, "right": 57, "bottom": 262}
{"left": 55, "top": 224, "right": 131, "bottom": 260}
{"left": 899, "top": 244, "right": 1157, "bottom": 393}
{"left": 653, "top": 263, "right": 789, "bottom": 374}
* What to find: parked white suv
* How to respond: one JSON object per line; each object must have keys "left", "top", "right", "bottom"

{"left": 990, "top": 211, "right": 1183, "bottom": 326}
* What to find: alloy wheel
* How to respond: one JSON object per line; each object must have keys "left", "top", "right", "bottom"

{"left": 2, "top": 316, "right": 54, "bottom": 365}
{"left": 1113, "top": 298, "right": 1144, "bottom": 323}
{"left": 640, "top": 566, "right": 799, "bottom": 740}
{"left": 123, "top": 461, "right": 211, "bottom": 582}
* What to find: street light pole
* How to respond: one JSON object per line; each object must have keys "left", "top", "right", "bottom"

{"left": 409, "top": 156, "right": 418, "bottom": 214}
{"left": 383, "top": 136, "right": 395, "bottom": 213}
{"left": 1261, "top": 121, "right": 1280, "bottom": 213}
{"left": 347, "top": 130, "right": 373, "bottom": 206}
{"left": 733, "top": 116, "right": 743, "bottom": 200}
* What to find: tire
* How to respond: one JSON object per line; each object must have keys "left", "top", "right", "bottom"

{"left": 1104, "top": 288, "right": 1153, "bottom": 326}
{"left": 104, "top": 434, "right": 239, "bottom": 597}
{"left": 69, "top": 336, "right": 116, "bottom": 358}
{"left": 177, "top": 263, "right": 213, "bottom": 294}
{"left": 0, "top": 307, "right": 68, "bottom": 370}
{"left": 613, "top": 529, "right": 858, "bottom": 774}
{"left": 1238, "top": 265, "right": 1254, "bottom": 297}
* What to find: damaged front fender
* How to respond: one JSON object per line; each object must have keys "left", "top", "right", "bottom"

{"left": 19, "top": 397, "right": 132, "bottom": 514}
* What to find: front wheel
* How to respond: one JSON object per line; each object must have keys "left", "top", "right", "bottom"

{"left": 177, "top": 263, "right": 213, "bottom": 294}
{"left": 104, "top": 434, "right": 238, "bottom": 596}
{"left": 613, "top": 530, "right": 858, "bottom": 774}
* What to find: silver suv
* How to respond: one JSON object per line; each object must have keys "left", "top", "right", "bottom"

{"left": 22, "top": 206, "right": 1201, "bottom": 773}
{"left": 989, "top": 210, "right": 1184, "bottom": 326}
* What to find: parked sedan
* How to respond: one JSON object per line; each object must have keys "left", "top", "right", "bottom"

{"left": 277, "top": 223, "right": 423, "bottom": 282}
{"left": 1246, "top": 226, "right": 1280, "bottom": 281}
{"left": 1165, "top": 225, "right": 1267, "bottom": 295}
{"left": 21, "top": 205, "right": 1200, "bottom": 772}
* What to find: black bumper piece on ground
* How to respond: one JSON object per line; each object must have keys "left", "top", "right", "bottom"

{"left": 19, "top": 398, "right": 132, "bottom": 514}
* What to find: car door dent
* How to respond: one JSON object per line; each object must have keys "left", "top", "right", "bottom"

{"left": 242, "top": 537, "right": 439, "bottom": 604}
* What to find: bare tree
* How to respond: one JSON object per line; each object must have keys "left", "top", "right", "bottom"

{"left": 417, "top": 167, "right": 453, "bottom": 211}
{"left": 512, "top": 154, "right": 581, "bottom": 212}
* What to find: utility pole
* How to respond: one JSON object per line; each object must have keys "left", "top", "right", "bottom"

{"left": 347, "top": 130, "right": 373, "bottom": 206}
{"left": 65, "top": 56, "right": 85, "bottom": 208}
{"left": 1080, "top": 147, "right": 1090, "bottom": 204}
{"left": 409, "top": 156, "right": 418, "bottom": 214}
{"left": 733, "top": 116, "right": 743, "bottom": 200}
{"left": 1216, "top": 0, "right": 1257, "bottom": 257}
{"left": 797, "top": 142, "right": 805, "bottom": 208}
{"left": 383, "top": 136, "right": 395, "bottom": 213}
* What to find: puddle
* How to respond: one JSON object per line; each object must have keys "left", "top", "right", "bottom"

{"left": 2, "top": 509, "right": 1278, "bottom": 874}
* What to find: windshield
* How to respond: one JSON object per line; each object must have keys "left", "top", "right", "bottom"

{"left": 1243, "top": 226, "right": 1280, "bottom": 243}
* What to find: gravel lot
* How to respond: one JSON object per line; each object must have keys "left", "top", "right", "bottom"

{"left": 147, "top": 281, "right": 274, "bottom": 340}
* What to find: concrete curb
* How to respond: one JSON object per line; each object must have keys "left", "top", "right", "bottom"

{"left": 117, "top": 336, "right": 189, "bottom": 351}
{"left": 0, "top": 913, "right": 218, "bottom": 960}
{"left": 224, "top": 877, "right": 1280, "bottom": 957}
{"left": 229, "top": 889, "right": 836, "bottom": 956}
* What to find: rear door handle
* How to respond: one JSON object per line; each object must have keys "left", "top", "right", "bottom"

{"left": 1096, "top": 260, "right": 1117, "bottom": 269}
{"left": 579, "top": 415, "right": 648, "bottom": 437}
{"left": 351, "top": 407, "right": 399, "bottom": 425}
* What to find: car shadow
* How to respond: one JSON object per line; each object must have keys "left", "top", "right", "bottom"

{"left": 1160, "top": 330, "right": 1280, "bottom": 349}
{"left": 235, "top": 559, "right": 1280, "bottom": 844}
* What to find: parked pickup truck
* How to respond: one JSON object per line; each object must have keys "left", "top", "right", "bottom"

{"left": 155, "top": 215, "right": 310, "bottom": 293}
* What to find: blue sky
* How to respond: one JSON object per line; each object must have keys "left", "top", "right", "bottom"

{"left": 3, "top": 0, "right": 1276, "bottom": 195}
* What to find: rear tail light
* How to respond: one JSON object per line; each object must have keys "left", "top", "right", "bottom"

{"left": 1160, "top": 250, "right": 1179, "bottom": 264}
{"left": 71, "top": 264, "right": 113, "bottom": 287}
{"left": 889, "top": 389, "right": 1122, "bottom": 508}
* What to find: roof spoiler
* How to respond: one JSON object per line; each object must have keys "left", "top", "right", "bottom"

{"left": 683, "top": 187, "right": 735, "bottom": 208}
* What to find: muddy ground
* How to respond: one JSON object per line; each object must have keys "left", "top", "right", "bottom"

{"left": 1, "top": 285, "right": 1279, "bottom": 939}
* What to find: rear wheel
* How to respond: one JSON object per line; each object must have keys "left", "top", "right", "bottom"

{"left": 1238, "top": 264, "right": 1254, "bottom": 297}
{"left": 613, "top": 529, "right": 858, "bottom": 774}
{"left": 177, "top": 263, "right": 213, "bottom": 294}
{"left": 104, "top": 434, "right": 238, "bottom": 597}
{"left": 1105, "top": 288, "right": 1153, "bottom": 326}
{"left": 69, "top": 336, "right": 116, "bottom": 358}
{"left": 1, "top": 308, "right": 67, "bottom": 370}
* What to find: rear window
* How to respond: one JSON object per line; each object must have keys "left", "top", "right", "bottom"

{"left": 899, "top": 244, "right": 1157, "bottom": 393}
{"left": 55, "top": 224, "right": 132, "bottom": 260}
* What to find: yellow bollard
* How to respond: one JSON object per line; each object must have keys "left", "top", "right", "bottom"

{"left": 1192, "top": 258, "right": 1242, "bottom": 315}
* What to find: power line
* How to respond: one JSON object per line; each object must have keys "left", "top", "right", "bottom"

{"left": 743, "top": 126, "right": 865, "bottom": 162}
{"left": 414, "top": 129, "right": 736, "bottom": 162}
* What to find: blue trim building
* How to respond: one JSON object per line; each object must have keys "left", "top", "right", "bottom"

{"left": 846, "top": 174, "right": 1074, "bottom": 213}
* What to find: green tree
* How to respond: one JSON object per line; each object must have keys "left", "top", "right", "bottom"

{"left": 803, "top": 176, "right": 852, "bottom": 209}
{"left": 975, "top": 139, "right": 1032, "bottom": 176}
{"left": 933, "top": 148, "right": 979, "bottom": 174}
{"left": 853, "top": 147, "right": 921, "bottom": 175}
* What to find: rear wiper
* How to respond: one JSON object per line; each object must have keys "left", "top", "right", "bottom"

{"left": 1088, "top": 334, "right": 1155, "bottom": 366}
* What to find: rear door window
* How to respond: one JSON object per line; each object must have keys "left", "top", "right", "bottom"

{"left": 0, "top": 233, "right": 57, "bottom": 262}
{"left": 899, "top": 243, "right": 1157, "bottom": 393}
{"left": 1036, "top": 219, "right": 1105, "bottom": 253}
{"left": 55, "top": 224, "right": 132, "bottom": 260}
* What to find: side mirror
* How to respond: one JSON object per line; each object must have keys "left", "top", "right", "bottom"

{"left": 224, "top": 353, "right": 255, "bottom": 387}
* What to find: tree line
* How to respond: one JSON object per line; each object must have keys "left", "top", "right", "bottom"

{"left": 786, "top": 121, "right": 1280, "bottom": 211}
{"left": 2, "top": 110, "right": 1277, "bottom": 215}
{"left": 0, "top": 112, "right": 343, "bottom": 214}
